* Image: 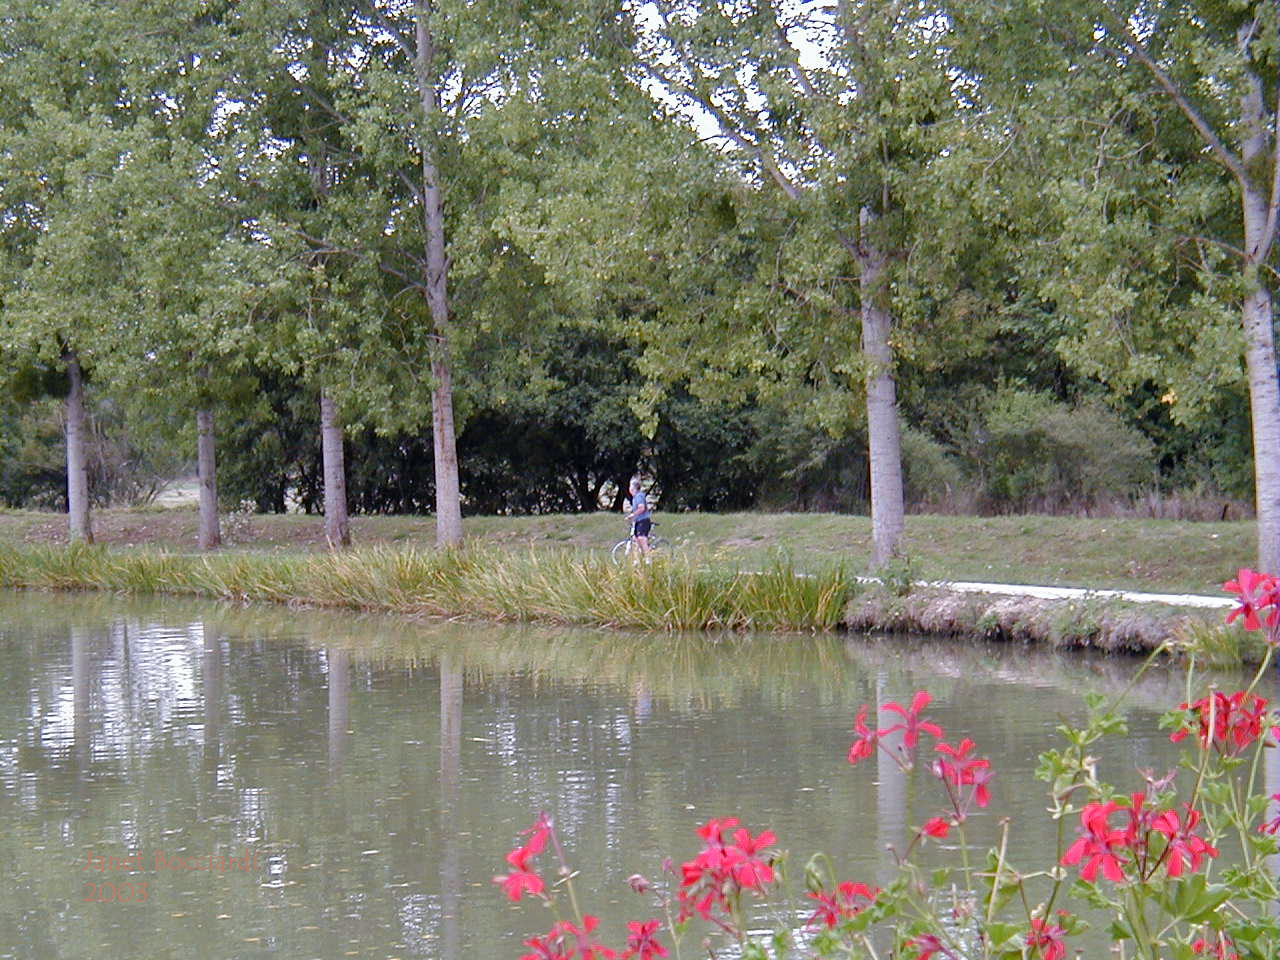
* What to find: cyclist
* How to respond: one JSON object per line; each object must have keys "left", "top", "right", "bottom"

{"left": 624, "top": 476, "right": 652, "bottom": 558}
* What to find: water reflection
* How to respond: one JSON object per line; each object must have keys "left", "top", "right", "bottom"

{"left": 327, "top": 647, "right": 350, "bottom": 769}
{"left": 440, "top": 652, "right": 462, "bottom": 960}
{"left": 0, "top": 591, "right": 1240, "bottom": 959}
{"left": 875, "top": 673, "right": 908, "bottom": 890}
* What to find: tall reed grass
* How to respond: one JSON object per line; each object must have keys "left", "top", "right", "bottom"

{"left": 0, "top": 542, "right": 856, "bottom": 633}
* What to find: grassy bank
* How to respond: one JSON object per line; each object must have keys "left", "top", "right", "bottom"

{"left": 0, "top": 542, "right": 853, "bottom": 632}
{"left": 0, "top": 535, "right": 1250, "bottom": 661}
{"left": 0, "top": 505, "right": 1255, "bottom": 595}
{"left": 0, "top": 505, "right": 1257, "bottom": 659}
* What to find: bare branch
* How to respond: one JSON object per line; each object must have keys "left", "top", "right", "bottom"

{"left": 299, "top": 83, "right": 355, "bottom": 127}
{"left": 640, "top": 5, "right": 804, "bottom": 200}
{"left": 359, "top": 0, "right": 416, "bottom": 63}
{"left": 380, "top": 260, "right": 428, "bottom": 290}
{"left": 1176, "top": 233, "right": 1280, "bottom": 282}
{"left": 1262, "top": 70, "right": 1280, "bottom": 262}
{"left": 1098, "top": 4, "right": 1253, "bottom": 191}
{"left": 396, "top": 168, "right": 424, "bottom": 205}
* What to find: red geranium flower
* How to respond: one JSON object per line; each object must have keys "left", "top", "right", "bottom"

{"left": 521, "top": 928, "right": 573, "bottom": 960}
{"left": 882, "top": 691, "right": 945, "bottom": 750}
{"left": 495, "top": 813, "right": 553, "bottom": 902}
{"left": 922, "top": 817, "right": 951, "bottom": 839}
{"left": 906, "top": 932, "right": 952, "bottom": 959}
{"left": 1171, "top": 690, "right": 1270, "bottom": 755}
{"left": 1192, "top": 935, "right": 1239, "bottom": 959}
{"left": 1225, "top": 568, "right": 1280, "bottom": 632}
{"left": 621, "top": 919, "right": 667, "bottom": 960}
{"left": 522, "top": 916, "right": 615, "bottom": 960}
{"left": 934, "top": 738, "right": 993, "bottom": 809}
{"left": 677, "top": 818, "right": 777, "bottom": 922}
{"left": 728, "top": 826, "right": 776, "bottom": 889}
{"left": 497, "top": 866, "right": 544, "bottom": 902}
{"left": 562, "top": 915, "right": 615, "bottom": 960}
{"left": 805, "top": 881, "right": 878, "bottom": 928}
{"left": 1062, "top": 801, "right": 1129, "bottom": 883}
{"left": 1027, "top": 915, "right": 1068, "bottom": 960}
{"left": 848, "top": 704, "right": 880, "bottom": 766}
{"left": 1154, "top": 806, "right": 1218, "bottom": 877}
{"left": 1260, "top": 792, "right": 1280, "bottom": 835}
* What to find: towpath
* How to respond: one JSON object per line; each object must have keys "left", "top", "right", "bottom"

{"left": 908, "top": 579, "right": 1234, "bottom": 609}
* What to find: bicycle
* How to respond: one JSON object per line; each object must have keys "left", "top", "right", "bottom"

{"left": 610, "top": 520, "right": 667, "bottom": 564}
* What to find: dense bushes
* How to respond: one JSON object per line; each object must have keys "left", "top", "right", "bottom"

{"left": 0, "top": 351, "right": 1242, "bottom": 519}
{"left": 970, "top": 388, "right": 1156, "bottom": 512}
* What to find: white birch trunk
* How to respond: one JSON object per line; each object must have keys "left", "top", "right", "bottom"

{"left": 196, "top": 408, "right": 221, "bottom": 551}
{"left": 320, "top": 392, "right": 351, "bottom": 548}
{"left": 415, "top": 0, "right": 464, "bottom": 547}
{"left": 857, "top": 214, "right": 905, "bottom": 568}
{"left": 65, "top": 354, "right": 93, "bottom": 544}
{"left": 1238, "top": 43, "right": 1280, "bottom": 573}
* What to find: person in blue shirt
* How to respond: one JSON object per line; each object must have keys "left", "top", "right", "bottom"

{"left": 625, "top": 476, "right": 652, "bottom": 557}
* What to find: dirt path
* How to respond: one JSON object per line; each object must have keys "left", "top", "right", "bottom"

{"left": 926, "top": 579, "right": 1234, "bottom": 609}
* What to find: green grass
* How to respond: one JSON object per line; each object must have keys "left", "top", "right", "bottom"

{"left": 0, "top": 541, "right": 858, "bottom": 634}
{"left": 0, "top": 506, "right": 1252, "bottom": 597}
{"left": 0, "top": 514, "right": 1253, "bottom": 654}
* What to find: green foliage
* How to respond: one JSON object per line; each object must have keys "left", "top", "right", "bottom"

{"left": 0, "top": 541, "right": 854, "bottom": 632}
{"left": 0, "top": 394, "right": 182, "bottom": 509}
{"left": 0, "top": 0, "right": 1270, "bottom": 533}
{"left": 876, "top": 554, "right": 917, "bottom": 597}
{"left": 0, "top": 398, "right": 66, "bottom": 508}
{"left": 900, "top": 426, "right": 965, "bottom": 510}
{"left": 745, "top": 395, "right": 870, "bottom": 512}
{"left": 973, "top": 386, "right": 1156, "bottom": 512}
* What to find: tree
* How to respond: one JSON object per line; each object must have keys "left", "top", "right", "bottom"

{"left": 0, "top": 0, "right": 267, "bottom": 545}
{"left": 0, "top": 0, "right": 139, "bottom": 541}
{"left": 620, "top": 0, "right": 974, "bottom": 566}
{"left": 959, "top": 0, "right": 1280, "bottom": 567}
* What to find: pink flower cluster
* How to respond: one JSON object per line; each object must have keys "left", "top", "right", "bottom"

{"left": 677, "top": 817, "right": 776, "bottom": 922}
{"left": 805, "top": 881, "right": 878, "bottom": 929}
{"left": 1061, "top": 794, "right": 1218, "bottom": 883}
{"left": 1170, "top": 690, "right": 1270, "bottom": 756}
{"left": 1192, "top": 935, "right": 1239, "bottom": 959}
{"left": 520, "top": 916, "right": 615, "bottom": 960}
{"left": 493, "top": 815, "right": 667, "bottom": 960}
{"left": 847, "top": 690, "right": 993, "bottom": 838}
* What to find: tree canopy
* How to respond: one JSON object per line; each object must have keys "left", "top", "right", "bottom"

{"left": 0, "top": 0, "right": 1275, "bottom": 565}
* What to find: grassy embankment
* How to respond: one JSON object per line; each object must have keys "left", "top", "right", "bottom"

{"left": 0, "top": 506, "right": 1260, "bottom": 659}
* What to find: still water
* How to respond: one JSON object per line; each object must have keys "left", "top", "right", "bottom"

{"left": 0, "top": 591, "right": 1263, "bottom": 958}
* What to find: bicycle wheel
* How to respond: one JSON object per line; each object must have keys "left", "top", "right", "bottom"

{"left": 610, "top": 538, "right": 633, "bottom": 564}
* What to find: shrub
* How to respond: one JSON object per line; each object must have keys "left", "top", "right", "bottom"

{"left": 976, "top": 386, "right": 1155, "bottom": 512}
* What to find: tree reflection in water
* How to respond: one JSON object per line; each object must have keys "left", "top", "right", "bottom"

{"left": 0, "top": 591, "right": 1202, "bottom": 959}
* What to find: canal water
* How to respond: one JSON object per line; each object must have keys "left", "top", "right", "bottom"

{"left": 0, "top": 591, "right": 1256, "bottom": 958}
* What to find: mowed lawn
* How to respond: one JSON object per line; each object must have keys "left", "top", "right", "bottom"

{"left": 0, "top": 506, "right": 1253, "bottom": 598}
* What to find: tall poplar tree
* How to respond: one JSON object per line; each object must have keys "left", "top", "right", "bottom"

{"left": 960, "top": 0, "right": 1280, "bottom": 570}
{"left": 0, "top": 0, "right": 148, "bottom": 541}
{"left": 627, "top": 0, "right": 963, "bottom": 566}
{"left": 280, "top": 0, "right": 631, "bottom": 545}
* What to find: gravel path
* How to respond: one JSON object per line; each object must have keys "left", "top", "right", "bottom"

{"left": 920, "top": 580, "right": 1234, "bottom": 609}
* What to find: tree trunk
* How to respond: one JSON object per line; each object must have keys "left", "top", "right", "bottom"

{"left": 415, "top": 0, "right": 463, "bottom": 547}
{"left": 1233, "top": 33, "right": 1280, "bottom": 573}
{"left": 1239, "top": 67, "right": 1280, "bottom": 571}
{"left": 320, "top": 392, "right": 351, "bottom": 548}
{"left": 1243, "top": 263, "right": 1280, "bottom": 573}
{"left": 196, "top": 408, "right": 221, "bottom": 550}
{"left": 65, "top": 353, "right": 93, "bottom": 544}
{"left": 857, "top": 217, "right": 906, "bottom": 569}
